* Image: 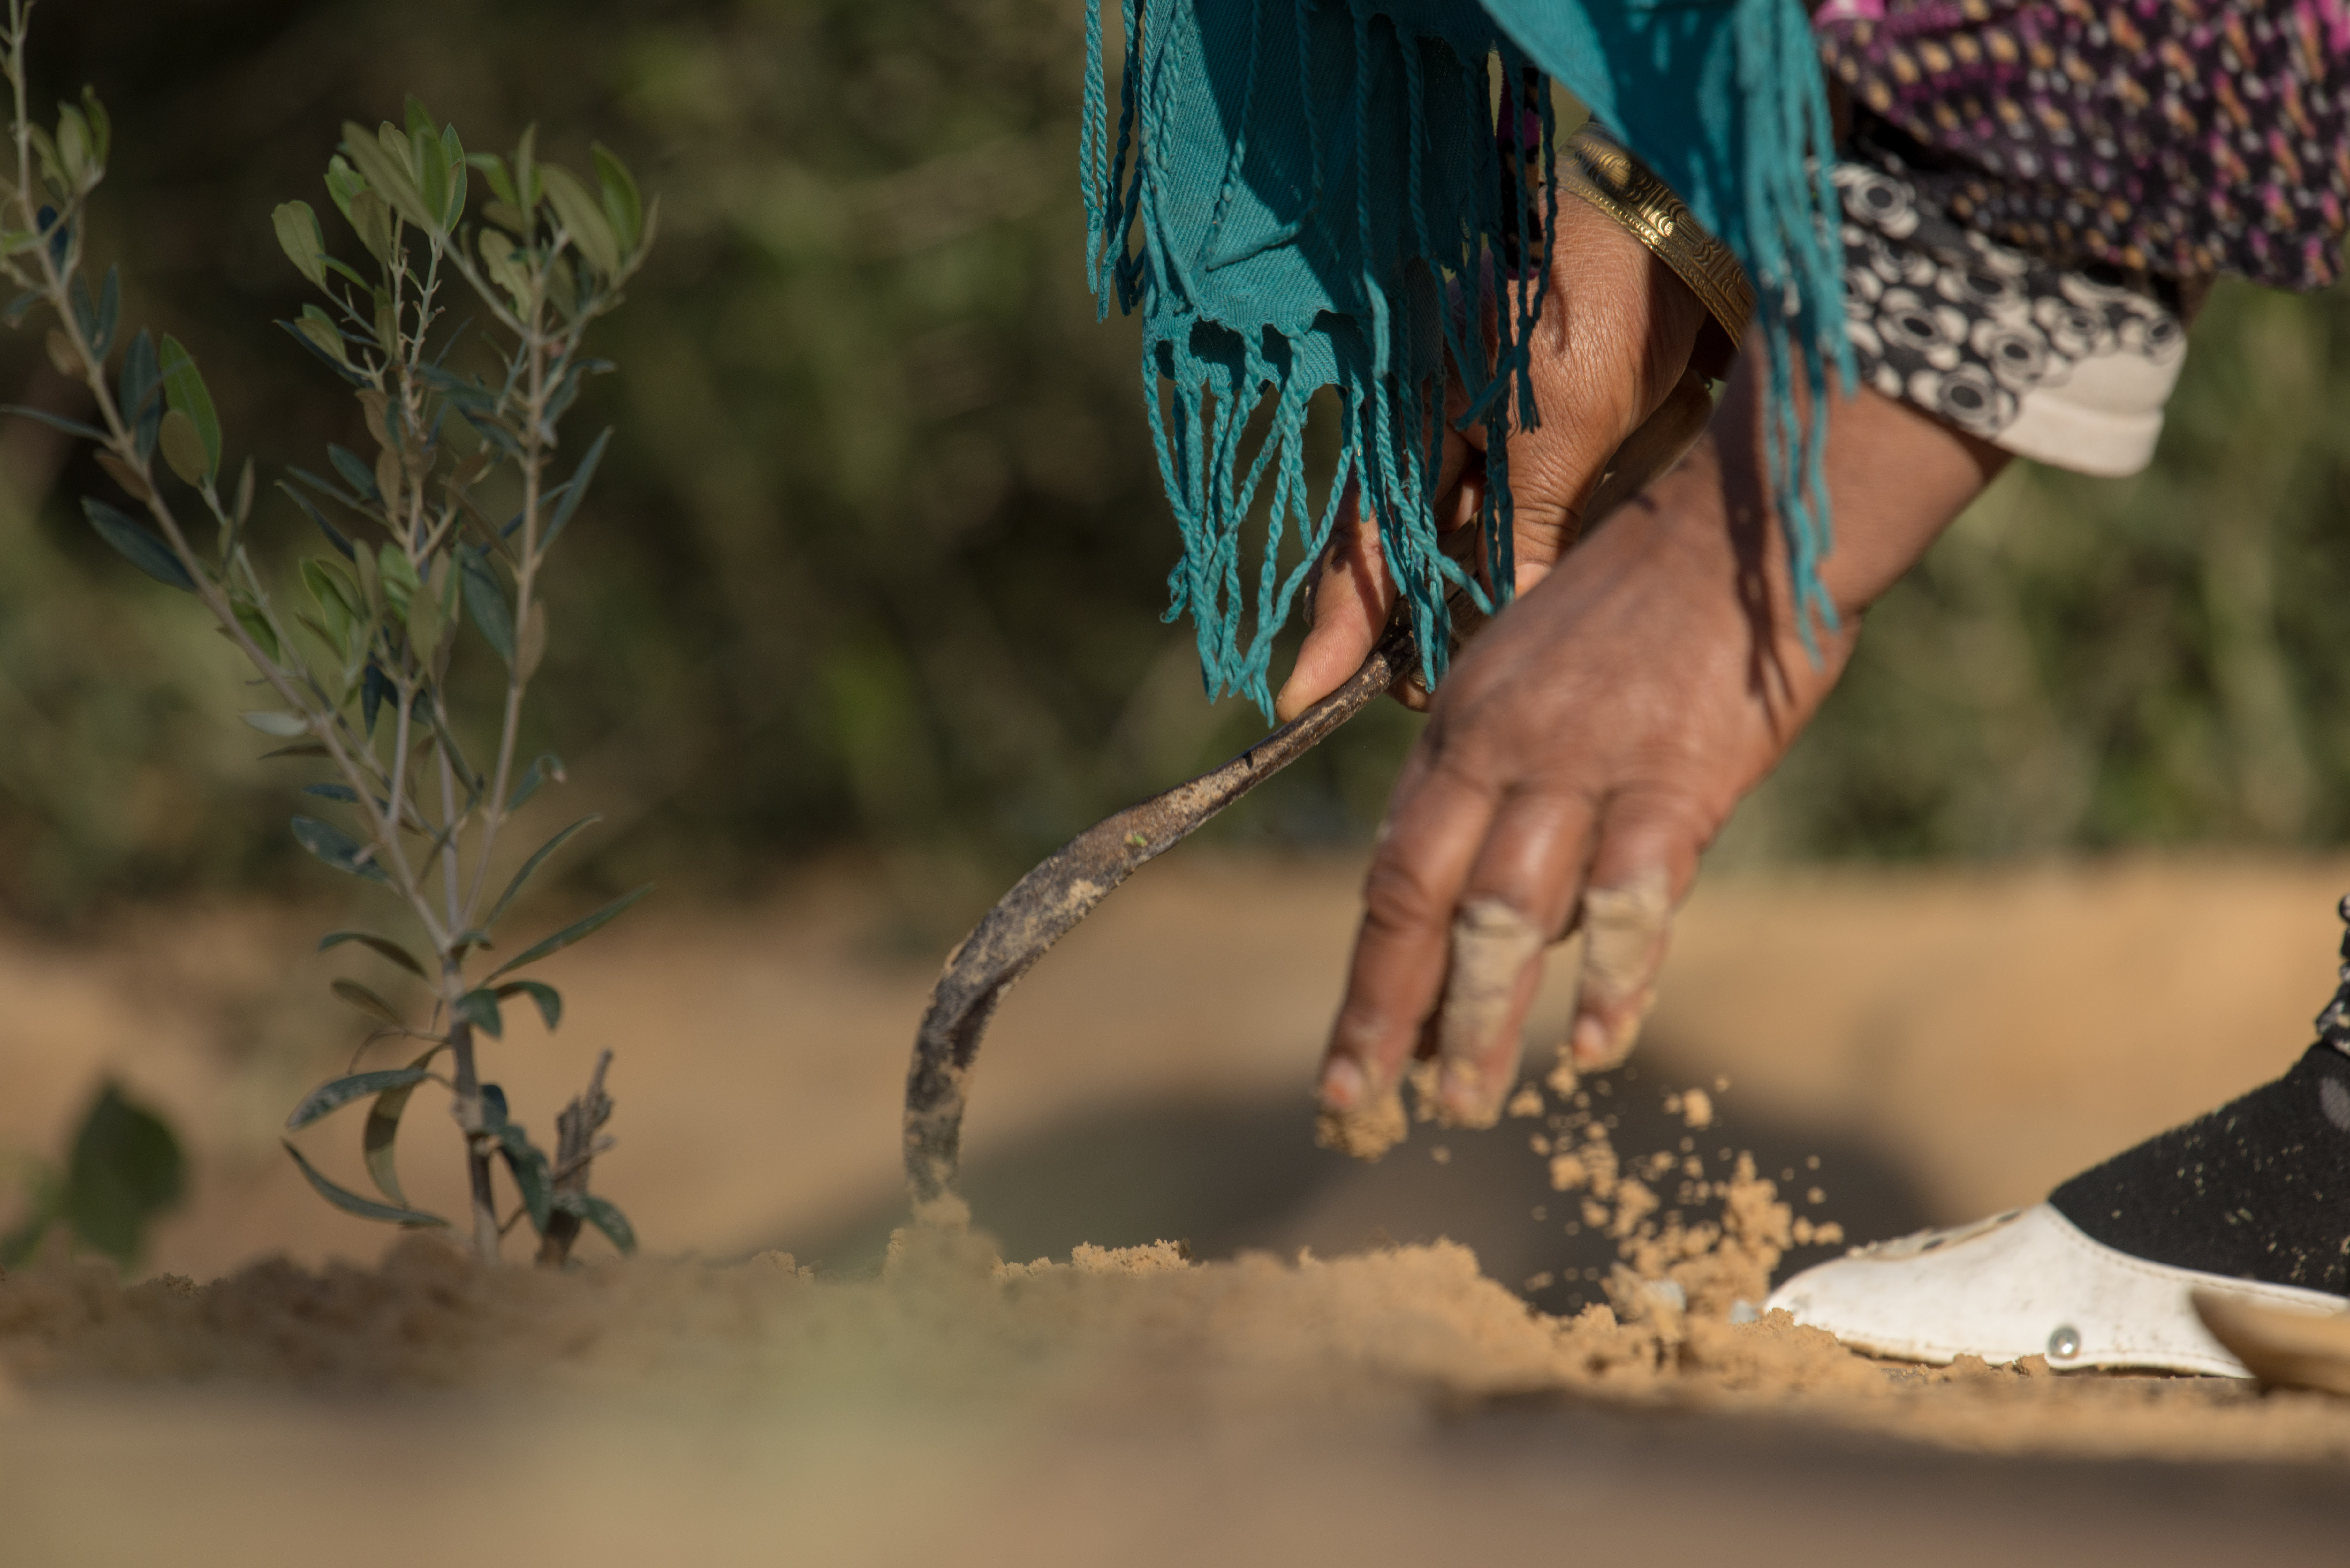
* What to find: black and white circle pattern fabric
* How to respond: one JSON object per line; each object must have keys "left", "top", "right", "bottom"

{"left": 1835, "top": 158, "right": 2188, "bottom": 478}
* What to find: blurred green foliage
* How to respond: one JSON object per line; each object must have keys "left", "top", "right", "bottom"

{"left": 0, "top": 0, "right": 1409, "bottom": 930}
{"left": 1, "top": 1079, "right": 184, "bottom": 1270}
{"left": 0, "top": 0, "right": 2346, "bottom": 931}
{"left": 1744, "top": 279, "right": 2350, "bottom": 862}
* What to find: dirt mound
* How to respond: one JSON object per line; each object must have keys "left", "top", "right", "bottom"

{"left": 8, "top": 1165, "right": 2348, "bottom": 1467}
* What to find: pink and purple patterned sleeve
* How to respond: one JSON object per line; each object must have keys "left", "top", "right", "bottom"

{"left": 1810, "top": 0, "right": 2348, "bottom": 473}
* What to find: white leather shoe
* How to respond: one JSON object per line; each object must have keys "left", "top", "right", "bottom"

{"left": 1765, "top": 1203, "right": 2350, "bottom": 1376}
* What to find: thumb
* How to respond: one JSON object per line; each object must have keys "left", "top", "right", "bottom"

{"left": 1275, "top": 481, "right": 1396, "bottom": 722}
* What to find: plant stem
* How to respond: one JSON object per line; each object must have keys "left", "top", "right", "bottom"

{"left": 460, "top": 279, "right": 550, "bottom": 924}
{"left": 536, "top": 1049, "right": 613, "bottom": 1267}
{"left": 443, "top": 1011, "right": 497, "bottom": 1263}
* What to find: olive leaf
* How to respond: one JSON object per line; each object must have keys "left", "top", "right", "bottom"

{"left": 77, "top": 86, "right": 110, "bottom": 169}
{"left": 2, "top": 402, "right": 107, "bottom": 441}
{"left": 506, "top": 751, "right": 566, "bottom": 813}
{"left": 542, "top": 427, "right": 610, "bottom": 551}
{"left": 282, "top": 1141, "right": 448, "bottom": 1228}
{"left": 158, "top": 408, "right": 208, "bottom": 484}
{"left": 329, "top": 443, "right": 382, "bottom": 506}
{"left": 81, "top": 497, "right": 194, "bottom": 590}
{"left": 330, "top": 977, "right": 406, "bottom": 1026}
{"left": 238, "top": 710, "right": 307, "bottom": 737}
{"left": 455, "top": 987, "right": 504, "bottom": 1039}
{"left": 591, "top": 144, "right": 643, "bottom": 253}
{"left": 484, "top": 885, "right": 651, "bottom": 982}
{"left": 94, "top": 449, "right": 150, "bottom": 502}
{"left": 299, "top": 556, "right": 360, "bottom": 647}
{"left": 541, "top": 164, "right": 620, "bottom": 276}
{"left": 339, "top": 119, "right": 435, "bottom": 231}
{"left": 317, "top": 929, "right": 429, "bottom": 979}
{"left": 117, "top": 327, "right": 162, "bottom": 460}
{"left": 323, "top": 153, "right": 365, "bottom": 223}
{"left": 493, "top": 979, "right": 562, "bottom": 1031}
{"left": 496, "top": 1123, "right": 553, "bottom": 1234}
{"left": 459, "top": 545, "right": 514, "bottom": 662}
{"left": 347, "top": 187, "right": 392, "bottom": 262}
{"left": 554, "top": 1191, "right": 637, "bottom": 1255}
{"left": 363, "top": 1047, "right": 443, "bottom": 1205}
{"left": 436, "top": 123, "right": 469, "bottom": 230}
{"left": 272, "top": 200, "right": 328, "bottom": 288}
{"left": 232, "top": 600, "right": 280, "bottom": 662}
{"left": 157, "top": 334, "right": 221, "bottom": 479}
{"left": 483, "top": 815, "right": 600, "bottom": 932}
{"left": 292, "top": 814, "right": 390, "bottom": 883}
{"left": 54, "top": 102, "right": 90, "bottom": 187}
{"left": 284, "top": 1067, "right": 433, "bottom": 1131}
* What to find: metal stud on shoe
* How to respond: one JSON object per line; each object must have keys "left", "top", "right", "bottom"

{"left": 1766, "top": 1203, "right": 2350, "bottom": 1375}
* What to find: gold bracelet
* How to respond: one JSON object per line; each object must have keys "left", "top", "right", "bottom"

{"left": 1557, "top": 124, "right": 1755, "bottom": 348}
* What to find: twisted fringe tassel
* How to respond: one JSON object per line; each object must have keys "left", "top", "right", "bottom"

{"left": 1080, "top": 0, "right": 1558, "bottom": 713}
{"left": 1738, "top": 0, "right": 1856, "bottom": 650}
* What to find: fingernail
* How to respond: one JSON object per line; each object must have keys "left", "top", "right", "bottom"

{"left": 1437, "top": 1058, "right": 1485, "bottom": 1120}
{"left": 1571, "top": 1014, "right": 1611, "bottom": 1068}
{"left": 1320, "top": 1055, "right": 1367, "bottom": 1111}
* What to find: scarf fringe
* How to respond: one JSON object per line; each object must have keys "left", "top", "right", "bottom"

{"left": 1086, "top": 0, "right": 1849, "bottom": 713}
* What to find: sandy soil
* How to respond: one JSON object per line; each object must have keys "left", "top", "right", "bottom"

{"left": 5, "top": 851, "right": 2350, "bottom": 1562}
{"left": 11, "top": 850, "right": 2346, "bottom": 1279}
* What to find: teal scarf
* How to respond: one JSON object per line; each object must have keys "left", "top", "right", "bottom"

{"left": 1084, "top": 0, "right": 1852, "bottom": 711}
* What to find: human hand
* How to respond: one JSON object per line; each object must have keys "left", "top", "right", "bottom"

{"left": 1315, "top": 369, "right": 2008, "bottom": 1145}
{"left": 1273, "top": 193, "right": 1716, "bottom": 723}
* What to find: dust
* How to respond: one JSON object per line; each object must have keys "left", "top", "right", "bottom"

{"left": 1311, "top": 1060, "right": 1446, "bottom": 1162}
{"left": 1316, "top": 1082, "right": 1410, "bottom": 1161}
{"left": 1669, "top": 1086, "right": 1714, "bottom": 1129}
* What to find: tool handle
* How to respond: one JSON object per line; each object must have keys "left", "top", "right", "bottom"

{"left": 902, "top": 619, "right": 1414, "bottom": 1204}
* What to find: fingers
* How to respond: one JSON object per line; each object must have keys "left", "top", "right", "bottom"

{"left": 1322, "top": 770, "right": 1708, "bottom": 1138}
{"left": 1430, "top": 788, "right": 1598, "bottom": 1125}
{"left": 1326, "top": 785, "right": 1704, "bottom": 1139}
{"left": 1567, "top": 794, "right": 1705, "bottom": 1071}
{"left": 1276, "top": 483, "right": 1393, "bottom": 723}
{"left": 1318, "top": 744, "right": 1499, "bottom": 1121}
{"left": 1279, "top": 413, "right": 1482, "bottom": 721}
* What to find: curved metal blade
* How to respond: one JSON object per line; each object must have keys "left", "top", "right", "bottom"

{"left": 902, "top": 618, "right": 1415, "bottom": 1205}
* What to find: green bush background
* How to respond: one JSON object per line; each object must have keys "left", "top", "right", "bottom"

{"left": 2, "top": 0, "right": 2346, "bottom": 928}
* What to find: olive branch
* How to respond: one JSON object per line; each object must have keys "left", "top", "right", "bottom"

{"left": 0, "top": 0, "right": 655, "bottom": 1264}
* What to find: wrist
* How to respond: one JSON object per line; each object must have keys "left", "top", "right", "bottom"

{"left": 1616, "top": 370, "right": 2005, "bottom": 701}
{"left": 1810, "top": 385, "right": 2009, "bottom": 618}
{"left": 1689, "top": 364, "right": 2007, "bottom": 631}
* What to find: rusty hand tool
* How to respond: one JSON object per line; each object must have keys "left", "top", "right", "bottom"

{"left": 902, "top": 369, "right": 1716, "bottom": 1209}
{"left": 903, "top": 615, "right": 1416, "bottom": 1207}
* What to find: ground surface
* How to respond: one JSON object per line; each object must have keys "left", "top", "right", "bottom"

{"left": 6, "top": 851, "right": 2350, "bottom": 1563}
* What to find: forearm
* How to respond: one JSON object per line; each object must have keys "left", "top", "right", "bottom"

{"left": 1637, "top": 358, "right": 2012, "bottom": 696}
